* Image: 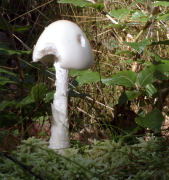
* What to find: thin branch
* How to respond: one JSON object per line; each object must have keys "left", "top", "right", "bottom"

{"left": 0, "top": 150, "right": 44, "bottom": 180}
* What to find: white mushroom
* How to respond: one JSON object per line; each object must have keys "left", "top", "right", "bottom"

{"left": 32, "top": 20, "right": 94, "bottom": 150}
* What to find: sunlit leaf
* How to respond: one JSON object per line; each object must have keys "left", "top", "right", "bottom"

{"left": 136, "top": 66, "right": 155, "bottom": 87}
{"left": 145, "top": 84, "right": 157, "bottom": 96}
{"left": 124, "top": 40, "right": 151, "bottom": 54}
{"left": 157, "top": 12, "right": 169, "bottom": 21}
{"left": 131, "top": 10, "right": 148, "bottom": 22}
{"left": 58, "top": 0, "right": 92, "bottom": 7}
{"left": 109, "top": 8, "right": 130, "bottom": 20}
{"left": 102, "top": 70, "right": 137, "bottom": 87}
{"left": 153, "top": 1, "right": 169, "bottom": 7}
{"left": 70, "top": 69, "right": 101, "bottom": 86}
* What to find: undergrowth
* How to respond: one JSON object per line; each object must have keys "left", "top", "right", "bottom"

{"left": 0, "top": 137, "right": 169, "bottom": 180}
{"left": 0, "top": 0, "right": 169, "bottom": 179}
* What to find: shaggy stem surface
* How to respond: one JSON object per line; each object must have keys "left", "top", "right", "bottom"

{"left": 49, "top": 61, "right": 70, "bottom": 149}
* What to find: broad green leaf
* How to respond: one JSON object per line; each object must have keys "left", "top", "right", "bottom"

{"left": 45, "top": 90, "right": 55, "bottom": 103}
{"left": 0, "top": 77, "right": 17, "bottom": 85}
{"left": 58, "top": 0, "right": 92, "bottom": 7}
{"left": 70, "top": 69, "right": 101, "bottom": 86}
{"left": 131, "top": 10, "right": 148, "bottom": 22}
{"left": 153, "top": 1, "right": 169, "bottom": 7}
{"left": 109, "top": 8, "right": 130, "bottom": 20}
{"left": 31, "top": 83, "right": 48, "bottom": 102}
{"left": 145, "top": 84, "right": 157, "bottom": 96}
{"left": 154, "top": 64, "right": 169, "bottom": 80}
{"left": 102, "top": 70, "right": 137, "bottom": 88}
{"left": 124, "top": 40, "right": 151, "bottom": 54}
{"left": 125, "top": 59, "right": 134, "bottom": 64}
{"left": 135, "top": 108, "right": 164, "bottom": 131}
{"left": 155, "top": 64, "right": 169, "bottom": 74}
{"left": 125, "top": 90, "right": 141, "bottom": 100}
{"left": 0, "top": 100, "right": 16, "bottom": 111}
{"left": 136, "top": 66, "right": 155, "bottom": 87}
{"left": 17, "top": 95, "right": 34, "bottom": 108}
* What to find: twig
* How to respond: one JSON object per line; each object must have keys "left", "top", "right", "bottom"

{"left": 0, "top": 150, "right": 44, "bottom": 180}
{"left": 9, "top": 0, "right": 54, "bottom": 23}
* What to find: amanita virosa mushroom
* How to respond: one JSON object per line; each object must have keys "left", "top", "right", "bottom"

{"left": 32, "top": 20, "right": 94, "bottom": 150}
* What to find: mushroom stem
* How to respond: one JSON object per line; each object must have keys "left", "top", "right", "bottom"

{"left": 49, "top": 61, "right": 70, "bottom": 149}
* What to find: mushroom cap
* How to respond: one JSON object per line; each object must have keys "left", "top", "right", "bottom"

{"left": 32, "top": 20, "right": 94, "bottom": 70}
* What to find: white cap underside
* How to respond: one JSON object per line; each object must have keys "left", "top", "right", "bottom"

{"left": 33, "top": 20, "right": 93, "bottom": 70}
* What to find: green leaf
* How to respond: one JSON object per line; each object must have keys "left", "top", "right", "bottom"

{"left": 136, "top": 66, "right": 155, "bottom": 87}
{"left": 131, "top": 10, "right": 148, "bottom": 22}
{"left": 45, "top": 90, "right": 55, "bottom": 103}
{"left": 58, "top": 0, "right": 92, "bottom": 7}
{"left": 153, "top": 1, "right": 169, "bottom": 7}
{"left": 154, "top": 64, "right": 169, "bottom": 80}
{"left": 31, "top": 83, "right": 48, "bottom": 102}
{"left": 0, "top": 47, "right": 31, "bottom": 56}
{"left": 17, "top": 95, "right": 34, "bottom": 108}
{"left": 0, "top": 67, "right": 17, "bottom": 77}
{"left": 0, "top": 100, "right": 16, "bottom": 111}
{"left": 102, "top": 70, "right": 137, "bottom": 88}
{"left": 145, "top": 84, "right": 157, "bottom": 96}
{"left": 152, "top": 53, "right": 169, "bottom": 63}
{"left": 70, "top": 69, "right": 101, "bottom": 86}
{"left": 125, "top": 90, "right": 141, "bottom": 100}
{"left": 135, "top": 108, "right": 164, "bottom": 131}
{"left": 155, "top": 64, "right": 169, "bottom": 74}
{"left": 91, "top": 3, "right": 104, "bottom": 11}
{"left": 109, "top": 8, "right": 130, "bottom": 20}
{"left": 0, "top": 77, "right": 17, "bottom": 85}
{"left": 124, "top": 40, "right": 151, "bottom": 54}
{"left": 157, "top": 12, "right": 169, "bottom": 21}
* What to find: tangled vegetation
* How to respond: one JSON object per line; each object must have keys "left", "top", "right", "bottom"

{"left": 0, "top": 137, "right": 169, "bottom": 180}
{"left": 0, "top": 0, "right": 169, "bottom": 179}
